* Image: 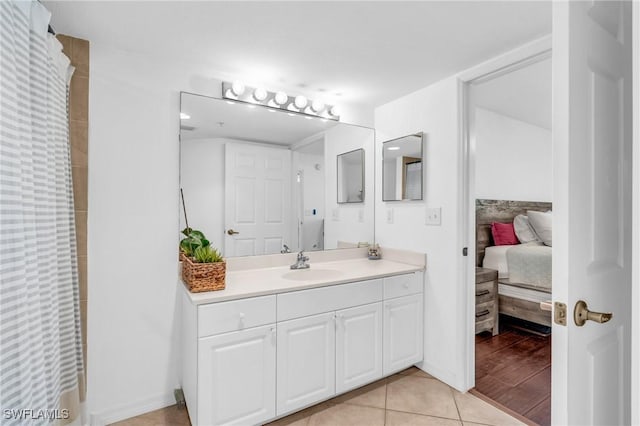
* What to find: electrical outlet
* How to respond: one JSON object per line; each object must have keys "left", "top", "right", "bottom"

{"left": 386, "top": 208, "right": 394, "bottom": 224}
{"left": 425, "top": 207, "right": 441, "bottom": 226}
{"left": 358, "top": 209, "right": 365, "bottom": 223}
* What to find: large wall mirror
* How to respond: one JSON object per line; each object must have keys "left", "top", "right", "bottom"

{"left": 179, "top": 92, "right": 375, "bottom": 257}
{"left": 382, "top": 133, "right": 424, "bottom": 201}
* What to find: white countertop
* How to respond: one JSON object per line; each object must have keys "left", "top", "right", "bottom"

{"left": 182, "top": 257, "right": 424, "bottom": 305}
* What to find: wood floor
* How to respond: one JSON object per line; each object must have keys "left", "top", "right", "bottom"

{"left": 474, "top": 318, "right": 551, "bottom": 426}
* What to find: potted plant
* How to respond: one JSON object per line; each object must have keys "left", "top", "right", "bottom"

{"left": 180, "top": 228, "right": 226, "bottom": 292}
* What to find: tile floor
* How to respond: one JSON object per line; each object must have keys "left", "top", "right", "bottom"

{"left": 111, "top": 367, "right": 525, "bottom": 426}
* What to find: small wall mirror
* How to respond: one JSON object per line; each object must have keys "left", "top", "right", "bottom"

{"left": 337, "top": 149, "right": 365, "bottom": 203}
{"left": 382, "top": 133, "right": 424, "bottom": 201}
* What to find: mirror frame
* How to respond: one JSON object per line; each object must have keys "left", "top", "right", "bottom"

{"left": 336, "top": 148, "right": 365, "bottom": 204}
{"left": 381, "top": 132, "right": 424, "bottom": 202}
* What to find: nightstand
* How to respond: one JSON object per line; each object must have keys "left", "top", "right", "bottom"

{"left": 475, "top": 267, "right": 499, "bottom": 335}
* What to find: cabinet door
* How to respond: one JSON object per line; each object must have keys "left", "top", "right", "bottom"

{"left": 277, "top": 312, "right": 335, "bottom": 415}
{"left": 336, "top": 302, "right": 383, "bottom": 394}
{"left": 198, "top": 325, "right": 276, "bottom": 426}
{"left": 383, "top": 293, "right": 423, "bottom": 375}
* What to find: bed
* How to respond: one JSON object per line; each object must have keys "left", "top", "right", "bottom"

{"left": 476, "top": 199, "right": 552, "bottom": 327}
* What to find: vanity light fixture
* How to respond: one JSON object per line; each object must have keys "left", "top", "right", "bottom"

{"left": 180, "top": 112, "right": 191, "bottom": 120}
{"left": 274, "top": 91, "right": 288, "bottom": 105}
{"left": 294, "top": 95, "right": 308, "bottom": 109}
{"left": 253, "top": 87, "right": 268, "bottom": 102}
{"left": 231, "top": 80, "right": 245, "bottom": 96}
{"left": 387, "top": 146, "right": 400, "bottom": 151}
{"left": 221, "top": 81, "right": 340, "bottom": 121}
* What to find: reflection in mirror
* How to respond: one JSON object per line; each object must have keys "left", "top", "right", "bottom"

{"left": 382, "top": 133, "right": 424, "bottom": 201}
{"left": 337, "top": 149, "right": 364, "bottom": 203}
{"left": 179, "top": 92, "right": 375, "bottom": 257}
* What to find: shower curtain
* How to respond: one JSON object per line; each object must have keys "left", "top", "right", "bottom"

{"left": 0, "top": 1, "right": 85, "bottom": 425}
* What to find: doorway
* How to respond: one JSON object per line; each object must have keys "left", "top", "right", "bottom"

{"left": 462, "top": 49, "right": 553, "bottom": 425}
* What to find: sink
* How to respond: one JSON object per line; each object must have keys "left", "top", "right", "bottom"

{"left": 282, "top": 269, "right": 344, "bottom": 281}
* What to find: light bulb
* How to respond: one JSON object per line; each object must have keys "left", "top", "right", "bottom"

{"left": 231, "top": 80, "right": 245, "bottom": 96}
{"left": 274, "top": 91, "right": 288, "bottom": 105}
{"left": 329, "top": 105, "right": 341, "bottom": 117}
{"left": 311, "top": 99, "right": 325, "bottom": 113}
{"left": 253, "top": 87, "right": 267, "bottom": 102}
{"left": 294, "top": 95, "right": 308, "bottom": 109}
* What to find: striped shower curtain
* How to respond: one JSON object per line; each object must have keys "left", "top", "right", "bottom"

{"left": 0, "top": 1, "right": 85, "bottom": 425}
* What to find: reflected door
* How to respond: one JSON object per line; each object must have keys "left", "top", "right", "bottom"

{"left": 225, "top": 144, "right": 291, "bottom": 256}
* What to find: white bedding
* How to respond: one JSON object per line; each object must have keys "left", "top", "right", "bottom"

{"left": 482, "top": 245, "right": 516, "bottom": 279}
{"left": 507, "top": 242, "right": 552, "bottom": 289}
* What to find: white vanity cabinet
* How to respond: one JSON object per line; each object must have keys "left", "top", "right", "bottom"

{"left": 276, "top": 312, "right": 336, "bottom": 415}
{"left": 198, "top": 325, "right": 276, "bottom": 425}
{"left": 335, "top": 302, "right": 383, "bottom": 394}
{"left": 181, "top": 270, "right": 424, "bottom": 426}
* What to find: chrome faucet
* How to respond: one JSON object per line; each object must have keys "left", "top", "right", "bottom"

{"left": 281, "top": 244, "right": 291, "bottom": 254}
{"left": 290, "top": 250, "right": 310, "bottom": 270}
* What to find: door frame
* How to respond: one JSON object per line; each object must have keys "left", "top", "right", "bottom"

{"left": 456, "top": 35, "right": 552, "bottom": 392}
{"left": 632, "top": 1, "right": 639, "bottom": 424}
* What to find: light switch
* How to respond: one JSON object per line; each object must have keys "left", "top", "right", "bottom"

{"left": 386, "top": 208, "right": 394, "bottom": 224}
{"left": 358, "top": 209, "right": 365, "bottom": 223}
{"left": 425, "top": 207, "right": 441, "bottom": 226}
{"left": 332, "top": 208, "right": 340, "bottom": 221}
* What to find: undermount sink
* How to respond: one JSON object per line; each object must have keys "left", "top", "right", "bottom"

{"left": 282, "top": 269, "right": 344, "bottom": 281}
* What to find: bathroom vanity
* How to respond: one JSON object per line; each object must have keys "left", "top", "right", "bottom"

{"left": 180, "top": 249, "right": 425, "bottom": 425}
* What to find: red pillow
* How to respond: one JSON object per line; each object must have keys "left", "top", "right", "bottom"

{"left": 491, "top": 222, "right": 519, "bottom": 246}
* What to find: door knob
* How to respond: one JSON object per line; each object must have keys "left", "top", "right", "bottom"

{"left": 227, "top": 229, "right": 240, "bottom": 235}
{"left": 574, "top": 300, "right": 612, "bottom": 326}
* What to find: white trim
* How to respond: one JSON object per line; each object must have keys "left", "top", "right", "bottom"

{"left": 632, "top": 1, "right": 639, "bottom": 424}
{"left": 89, "top": 391, "right": 176, "bottom": 426}
{"left": 457, "top": 35, "right": 552, "bottom": 392}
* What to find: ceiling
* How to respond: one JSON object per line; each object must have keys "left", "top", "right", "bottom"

{"left": 44, "top": 1, "right": 552, "bottom": 116}
{"left": 473, "top": 57, "right": 552, "bottom": 129}
{"left": 181, "top": 93, "right": 339, "bottom": 145}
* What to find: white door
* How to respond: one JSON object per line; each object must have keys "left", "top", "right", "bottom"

{"left": 276, "top": 312, "right": 335, "bottom": 415}
{"left": 198, "top": 325, "right": 276, "bottom": 426}
{"left": 552, "top": 1, "right": 632, "bottom": 424}
{"left": 336, "top": 302, "right": 383, "bottom": 393}
{"left": 225, "top": 143, "right": 291, "bottom": 256}
{"left": 383, "top": 294, "right": 423, "bottom": 375}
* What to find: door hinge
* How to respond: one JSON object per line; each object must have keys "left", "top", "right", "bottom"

{"left": 554, "top": 302, "right": 567, "bottom": 326}
{"left": 462, "top": 247, "right": 468, "bottom": 256}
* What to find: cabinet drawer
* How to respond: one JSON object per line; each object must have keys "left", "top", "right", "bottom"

{"left": 198, "top": 295, "right": 276, "bottom": 337}
{"left": 475, "top": 280, "right": 496, "bottom": 305}
{"left": 277, "top": 279, "right": 383, "bottom": 322}
{"left": 475, "top": 316, "right": 495, "bottom": 334}
{"left": 383, "top": 273, "right": 422, "bottom": 299}
{"left": 475, "top": 300, "right": 495, "bottom": 323}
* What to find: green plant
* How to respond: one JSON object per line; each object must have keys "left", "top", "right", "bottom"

{"left": 193, "top": 246, "right": 224, "bottom": 263}
{"left": 180, "top": 227, "right": 210, "bottom": 257}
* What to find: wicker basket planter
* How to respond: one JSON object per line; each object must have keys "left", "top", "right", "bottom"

{"left": 181, "top": 255, "right": 226, "bottom": 293}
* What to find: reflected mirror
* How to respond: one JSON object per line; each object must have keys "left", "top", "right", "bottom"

{"left": 337, "top": 149, "right": 364, "bottom": 203}
{"left": 382, "top": 133, "right": 424, "bottom": 201}
{"left": 179, "top": 92, "right": 375, "bottom": 257}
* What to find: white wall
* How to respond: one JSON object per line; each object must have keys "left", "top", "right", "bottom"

{"left": 87, "top": 41, "right": 373, "bottom": 423}
{"left": 374, "top": 76, "right": 466, "bottom": 389}
{"left": 474, "top": 107, "right": 552, "bottom": 202}
{"left": 324, "top": 125, "right": 375, "bottom": 249}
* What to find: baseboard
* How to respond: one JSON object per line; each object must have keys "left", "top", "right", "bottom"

{"left": 89, "top": 391, "right": 176, "bottom": 426}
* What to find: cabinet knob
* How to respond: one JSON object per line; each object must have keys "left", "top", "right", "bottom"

{"left": 403, "top": 283, "right": 410, "bottom": 289}
{"left": 239, "top": 312, "right": 245, "bottom": 320}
